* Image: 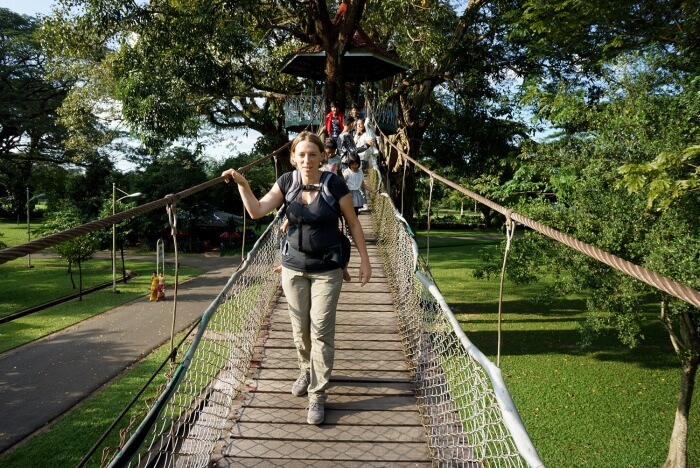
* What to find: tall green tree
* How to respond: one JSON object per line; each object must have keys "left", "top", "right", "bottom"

{"left": 507, "top": 0, "right": 700, "bottom": 461}
{"left": 41, "top": 201, "right": 101, "bottom": 299}
{"left": 0, "top": 9, "right": 68, "bottom": 218}
{"left": 361, "top": 0, "right": 529, "bottom": 225}
{"left": 129, "top": 146, "right": 212, "bottom": 250}
{"left": 42, "top": 0, "right": 529, "bottom": 224}
{"left": 508, "top": 54, "right": 699, "bottom": 467}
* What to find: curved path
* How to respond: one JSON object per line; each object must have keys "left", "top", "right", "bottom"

{"left": 0, "top": 253, "right": 240, "bottom": 454}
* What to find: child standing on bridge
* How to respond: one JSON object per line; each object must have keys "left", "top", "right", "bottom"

{"left": 222, "top": 131, "right": 372, "bottom": 425}
{"left": 343, "top": 156, "right": 367, "bottom": 216}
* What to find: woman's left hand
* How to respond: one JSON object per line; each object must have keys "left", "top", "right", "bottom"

{"left": 358, "top": 261, "right": 372, "bottom": 286}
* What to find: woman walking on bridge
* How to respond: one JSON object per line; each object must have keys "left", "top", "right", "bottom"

{"left": 221, "top": 131, "right": 372, "bottom": 425}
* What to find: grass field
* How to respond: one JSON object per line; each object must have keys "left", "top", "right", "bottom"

{"left": 415, "top": 229, "right": 698, "bottom": 467}
{"left": 0, "top": 218, "right": 38, "bottom": 247}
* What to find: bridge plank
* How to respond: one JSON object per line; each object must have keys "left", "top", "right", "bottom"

{"left": 270, "top": 311, "right": 399, "bottom": 326}
{"left": 264, "top": 330, "right": 400, "bottom": 341}
{"left": 246, "top": 379, "right": 414, "bottom": 394}
{"left": 269, "top": 323, "right": 399, "bottom": 334}
{"left": 257, "top": 358, "right": 409, "bottom": 372}
{"left": 251, "top": 367, "right": 412, "bottom": 381}
{"left": 259, "top": 340, "right": 405, "bottom": 353}
{"left": 255, "top": 350, "right": 404, "bottom": 360}
{"left": 215, "top": 460, "right": 430, "bottom": 468}
{"left": 218, "top": 440, "right": 430, "bottom": 463}
{"left": 226, "top": 422, "right": 425, "bottom": 442}
{"left": 228, "top": 407, "right": 421, "bottom": 426}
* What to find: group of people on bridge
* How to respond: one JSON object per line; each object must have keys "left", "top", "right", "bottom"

{"left": 324, "top": 101, "right": 376, "bottom": 213}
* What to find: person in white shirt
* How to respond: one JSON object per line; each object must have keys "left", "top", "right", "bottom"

{"left": 353, "top": 118, "right": 375, "bottom": 173}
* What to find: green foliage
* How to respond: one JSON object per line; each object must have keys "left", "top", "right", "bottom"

{"left": 619, "top": 144, "right": 700, "bottom": 210}
{"left": 41, "top": 202, "right": 100, "bottom": 264}
{"left": 43, "top": 0, "right": 290, "bottom": 154}
{"left": 0, "top": 8, "right": 71, "bottom": 218}
{"left": 506, "top": 47, "right": 700, "bottom": 460}
{"left": 507, "top": 0, "right": 700, "bottom": 80}
{"left": 129, "top": 146, "right": 214, "bottom": 247}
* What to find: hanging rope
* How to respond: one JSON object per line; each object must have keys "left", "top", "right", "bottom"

{"left": 240, "top": 212, "right": 248, "bottom": 260}
{"left": 401, "top": 156, "right": 408, "bottom": 216}
{"left": 165, "top": 201, "right": 180, "bottom": 361}
{"left": 426, "top": 175, "right": 434, "bottom": 268}
{"left": 497, "top": 209, "right": 516, "bottom": 368}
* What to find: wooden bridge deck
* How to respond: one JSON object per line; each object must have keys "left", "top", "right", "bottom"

{"left": 212, "top": 212, "right": 432, "bottom": 467}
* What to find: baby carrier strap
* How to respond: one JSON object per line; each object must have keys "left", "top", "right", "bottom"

{"left": 281, "top": 170, "right": 351, "bottom": 268}
{"left": 284, "top": 170, "right": 337, "bottom": 213}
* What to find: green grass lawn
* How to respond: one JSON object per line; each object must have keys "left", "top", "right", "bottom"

{"left": 1, "top": 256, "right": 127, "bottom": 317}
{"left": 0, "top": 284, "right": 269, "bottom": 467}
{"left": 0, "top": 218, "right": 38, "bottom": 247}
{"left": 2, "top": 221, "right": 696, "bottom": 466}
{"left": 415, "top": 229, "right": 698, "bottom": 467}
{"left": 0, "top": 218, "right": 202, "bottom": 352}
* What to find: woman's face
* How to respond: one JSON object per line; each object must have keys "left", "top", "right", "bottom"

{"left": 293, "top": 140, "right": 323, "bottom": 175}
{"left": 356, "top": 119, "right": 365, "bottom": 132}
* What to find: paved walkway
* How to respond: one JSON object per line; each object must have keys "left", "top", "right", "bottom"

{"left": 0, "top": 253, "right": 241, "bottom": 454}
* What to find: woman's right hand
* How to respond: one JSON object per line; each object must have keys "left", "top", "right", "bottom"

{"left": 222, "top": 168, "right": 246, "bottom": 187}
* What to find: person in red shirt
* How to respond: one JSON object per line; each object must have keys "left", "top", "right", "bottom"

{"left": 324, "top": 102, "right": 344, "bottom": 142}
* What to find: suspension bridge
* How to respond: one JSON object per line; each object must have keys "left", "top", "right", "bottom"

{"left": 0, "top": 118, "right": 698, "bottom": 466}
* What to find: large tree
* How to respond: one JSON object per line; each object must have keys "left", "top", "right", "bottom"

{"left": 42, "top": 1, "right": 529, "bottom": 224}
{"left": 0, "top": 8, "right": 69, "bottom": 218}
{"left": 505, "top": 0, "right": 700, "bottom": 462}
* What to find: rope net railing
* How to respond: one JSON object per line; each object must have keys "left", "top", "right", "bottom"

{"left": 367, "top": 169, "right": 543, "bottom": 467}
{"left": 103, "top": 168, "right": 542, "bottom": 467}
{"left": 107, "top": 213, "right": 285, "bottom": 467}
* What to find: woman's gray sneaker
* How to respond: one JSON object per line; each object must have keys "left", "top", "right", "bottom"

{"left": 307, "top": 401, "right": 325, "bottom": 425}
{"left": 291, "top": 372, "right": 310, "bottom": 397}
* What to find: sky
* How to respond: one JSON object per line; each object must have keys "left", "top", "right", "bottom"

{"left": 2, "top": 0, "right": 55, "bottom": 16}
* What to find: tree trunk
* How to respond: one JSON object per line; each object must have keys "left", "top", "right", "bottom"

{"left": 325, "top": 41, "right": 345, "bottom": 112}
{"left": 120, "top": 247, "right": 127, "bottom": 284}
{"left": 664, "top": 356, "right": 698, "bottom": 467}
{"left": 77, "top": 260, "right": 83, "bottom": 301}
{"left": 68, "top": 261, "right": 75, "bottom": 289}
{"left": 479, "top": 206, "right": 493, "bottom": 228}
{"left": 382, "top": 134, "right": 416, "bottom": 226}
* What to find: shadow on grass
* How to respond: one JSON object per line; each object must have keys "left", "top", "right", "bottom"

{"left": 449, "top": 297, "right": 678, "bottom": 371}
{"left": 450, "top": 297, "right": 588, "bottom": 316}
